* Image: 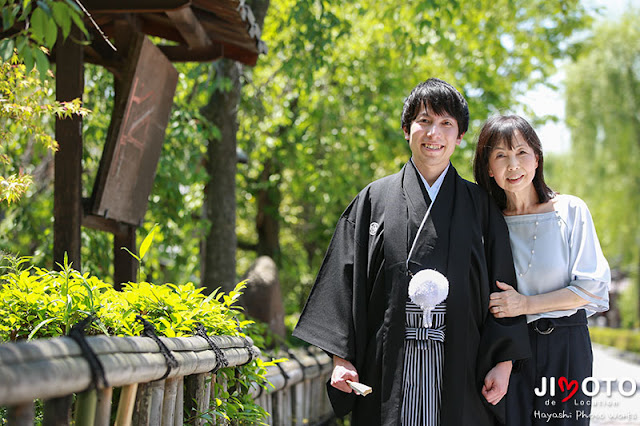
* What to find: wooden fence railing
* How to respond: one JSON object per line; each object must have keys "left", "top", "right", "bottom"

{"left": 0, "top": 335, "right": 333, "bottom": 425}
{"left": 253, "top": 347, "right": 333, "bottom": 426}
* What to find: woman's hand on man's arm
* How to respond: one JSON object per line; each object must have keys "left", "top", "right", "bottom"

{"left": 490, "top": 281, "right": 591, "bottom": 318}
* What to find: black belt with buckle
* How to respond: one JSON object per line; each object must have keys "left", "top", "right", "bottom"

{"left": 533, "top": 318, "right": 555, "bottom": 334}
{"left": 530, "top": 310, "right": 587, "bottom": 335}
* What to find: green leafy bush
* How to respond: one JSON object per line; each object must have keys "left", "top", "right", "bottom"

{"left": 0, "top": 256, "right": 276, "bottom": 425}
{"left": 0, "top": 258, "right": 247, "bottom": 341}
{"left": 590, "top": 326, "right": 640, "bottom": 354}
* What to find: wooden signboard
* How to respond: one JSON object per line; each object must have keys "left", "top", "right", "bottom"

{"left": 91, "top": 35, "right": 178, "bottom": 226}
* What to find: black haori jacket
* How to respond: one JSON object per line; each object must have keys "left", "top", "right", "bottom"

{"left": 293, "top": 161, "right": 530, "bottom": 425}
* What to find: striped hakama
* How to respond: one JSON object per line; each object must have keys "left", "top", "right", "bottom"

{"left": 401, "top": 300, "right": 447, "bottom": 426}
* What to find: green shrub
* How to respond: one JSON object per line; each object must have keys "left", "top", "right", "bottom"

{"left": 0, "top": 256, "right": 277, "bottom": 425}
{"left": 590, "top": 326, "right": 640, "bottom": 354}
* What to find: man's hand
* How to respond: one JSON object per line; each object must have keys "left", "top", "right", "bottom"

{"left": 331, "top": 355, "right": 359, "bottom": 393}
{"left": 481, "top": 360, "right": 512, "bottom": 405}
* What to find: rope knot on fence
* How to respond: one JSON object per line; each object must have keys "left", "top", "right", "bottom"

{"left": 69, "top": 314, "right": 109, "bottom": 390}
{"left": 193, "top": 322, "right": 229, "bottom": 372}
{"left": 136, "top": 315, "right": 178, "bottom": 381}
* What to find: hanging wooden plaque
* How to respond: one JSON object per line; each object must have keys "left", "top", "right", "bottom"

{"left": 91, "top": 34, "right": 178, "bottom": 226}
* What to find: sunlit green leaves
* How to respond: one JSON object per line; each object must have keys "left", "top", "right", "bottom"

{"left": 139, "top": 224, "right": 158, "bottom": 260}
{"left": 563, "top": 11, "right": 640, "bottom": 326}
{"left": 51, "top": 1, "right": 72, "bottom": 40}
{"left": 0, "top": 173, "right": 33, "bottom": 204}
{"left": 0, "top": 53, "right": 89, "bottom": 204}
{"left": 0, "top": 0, "right": 593, "bottom": 319}
{"left": 0, "top": 258, "right": 272, "bottom": 423}
{"left": 1, "top": 0, "right": 88, "bottom": 79}
{"left": 237, "top": 0, "right": 590, "bottom": 312}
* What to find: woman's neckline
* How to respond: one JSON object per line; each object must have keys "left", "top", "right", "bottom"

{"left": 503, "top": 210, "right": 557, "bottom": 219}
{"left": 503, "top": 196, "right": 559, "bottom": 217}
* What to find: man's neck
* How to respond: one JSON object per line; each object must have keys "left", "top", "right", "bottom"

{"left": 413, "top": 161, "right": 448, "bottom": 186}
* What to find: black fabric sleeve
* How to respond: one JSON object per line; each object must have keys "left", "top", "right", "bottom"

{"left": 479, "top": 193, "right": 531, "bottom": 365}
{"left": 292, "top": 203, "right": 358, "bottom": 361}
{"left": 477, "top": 193, "right": 531, "bottom": 423}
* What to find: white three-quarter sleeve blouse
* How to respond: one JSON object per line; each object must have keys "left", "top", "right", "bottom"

{"left": 504, "top": 194, "right": 610, "bottom": 323}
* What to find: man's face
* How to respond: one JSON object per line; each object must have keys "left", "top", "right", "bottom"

{"left": 403, "top": 103, "right": 463, "bottom": 177}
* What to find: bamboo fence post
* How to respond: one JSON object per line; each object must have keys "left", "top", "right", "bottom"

{"left": 254, "top": 393, "right": 266, "bottom": 423}
{"left": 215, "top": 374, "right": 228, "bottom": 426}
{"left": 161, "top": 377, "right": 179, "bottom": 426}
{"left": 322, "top": 373, "right": 332, "bottom": 420}
{"left": 7, "top": 401, "right": 34, "bottom": 426}
{"left": 302, "top": 378, "right": 310, "bottom": 423}
{"left": 266, "top": 393, "right": 273, "bottom": 426}
{"left": 307, "top": 379, "right": 314, "bottom": 422}
{"left": 201, "top": 373, "right": 213, "bottom": 424}
{"left": 74, "top": 389, "right": 97, "bottom": 426}
{"left": 293, "top": 382, "right": 304, "bottom": 425}
{"left": 147, "top": 380, "right": 166, "bottom": 426}
{"left": 184, "top": 373, "right": 207, "bottom": 426}
{"left": 95, "top": 387, "right": 113, "bottom": 426}
{"left": 203, "top": 373, "right": 212, "bottom": 414}
{"left": 132, "top": 380, "right": 165, "bottom": 426}
{"left": 317, "top": 378, "right": 324, "bottom": 421}
{"left": 266, "top": 392, "right": 273, "bottom": 425}
{"left": 282, "top": 386, "right": 292, "bottom": 426}
{"left": 273, "top": 391, "right": 283, "bottom": 426}
{"left": 132, "top": 382, "right": 152, "bottom": 426}
{"left": 115, "top": 383, "right": 138, "bottom": 426}
{"left": 43, "top": 395, "right": 72, "bottom": 426}
{"left": 173, "top": 376, "right": 184, "bottom": 426}
{"left": 208, "top": 373, "right": 216, "bottom": 409}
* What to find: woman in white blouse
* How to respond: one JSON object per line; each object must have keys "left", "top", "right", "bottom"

{"left": 473, "top": 115, "right": 610, "bottom": 426}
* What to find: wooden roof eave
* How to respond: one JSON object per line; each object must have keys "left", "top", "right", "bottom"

{"left": 82, "top": 0, "right": 191, "bottom": 13}
{"left": 165, "top": 7, "right": 212, "bottom": 49}
{"left": 86, "top": 0, "right": 266, "bottom": 66}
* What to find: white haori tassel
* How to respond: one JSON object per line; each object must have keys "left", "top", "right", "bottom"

{"left": 408, "top": 269, "right": 449, "bottom": 327}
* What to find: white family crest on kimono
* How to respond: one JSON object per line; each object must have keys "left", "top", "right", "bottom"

{"left": 408, "top": 269, "right": 449, "bottom": 327}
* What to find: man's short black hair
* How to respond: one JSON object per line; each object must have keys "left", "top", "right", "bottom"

{"left": 401, "top": 78, "right": 469, "bottom": 137}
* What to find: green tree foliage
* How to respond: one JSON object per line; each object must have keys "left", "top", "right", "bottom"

{"left": 0, "top": 0, "right": 87, "bottom": 77}
{"left": 0, "top": 53, "right": 88, "bottom": 204}
{"left": 564, "top": 11, "right": 640, "bottom": 326}
{"left": 237, "top": 0, "right": 592, "bottom": 311}
{"left": 0, "top": 1, "right": 591, "bottom": 314}
{"left": 0, "top": 60, "right": 215, "bottom": 278}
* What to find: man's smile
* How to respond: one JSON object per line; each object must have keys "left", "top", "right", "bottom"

{"left": 423, "top": 143, "right": 444, "bottom": 151}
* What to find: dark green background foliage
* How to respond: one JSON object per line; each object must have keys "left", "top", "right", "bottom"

{"left": 2, "top": 2, "right": 639, "bottom": 327}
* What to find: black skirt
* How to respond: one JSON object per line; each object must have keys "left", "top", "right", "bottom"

{"left": 505, "top": 310, "right": 593, "bottom": 426}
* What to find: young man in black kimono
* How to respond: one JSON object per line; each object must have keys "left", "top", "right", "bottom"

{"left": 293, "top": 78, "right": 530, "bottom": 425}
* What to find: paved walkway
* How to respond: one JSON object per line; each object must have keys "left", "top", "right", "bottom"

{"left": 589, "top": 344, "right": 640, "bottom": 425}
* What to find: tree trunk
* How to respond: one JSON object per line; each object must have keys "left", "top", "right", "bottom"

{"left": 199, "top": 0, "right": 270, "bottom": 294}
{"left": 256, "top": 158, "right": 281, "bottom": 261}
{"left": 201, "top": 59, "right": 242, "bottom": 294}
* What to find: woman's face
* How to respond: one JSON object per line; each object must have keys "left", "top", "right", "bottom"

{"left": 488, "top": 131, "right": 539, "bottom": 195}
